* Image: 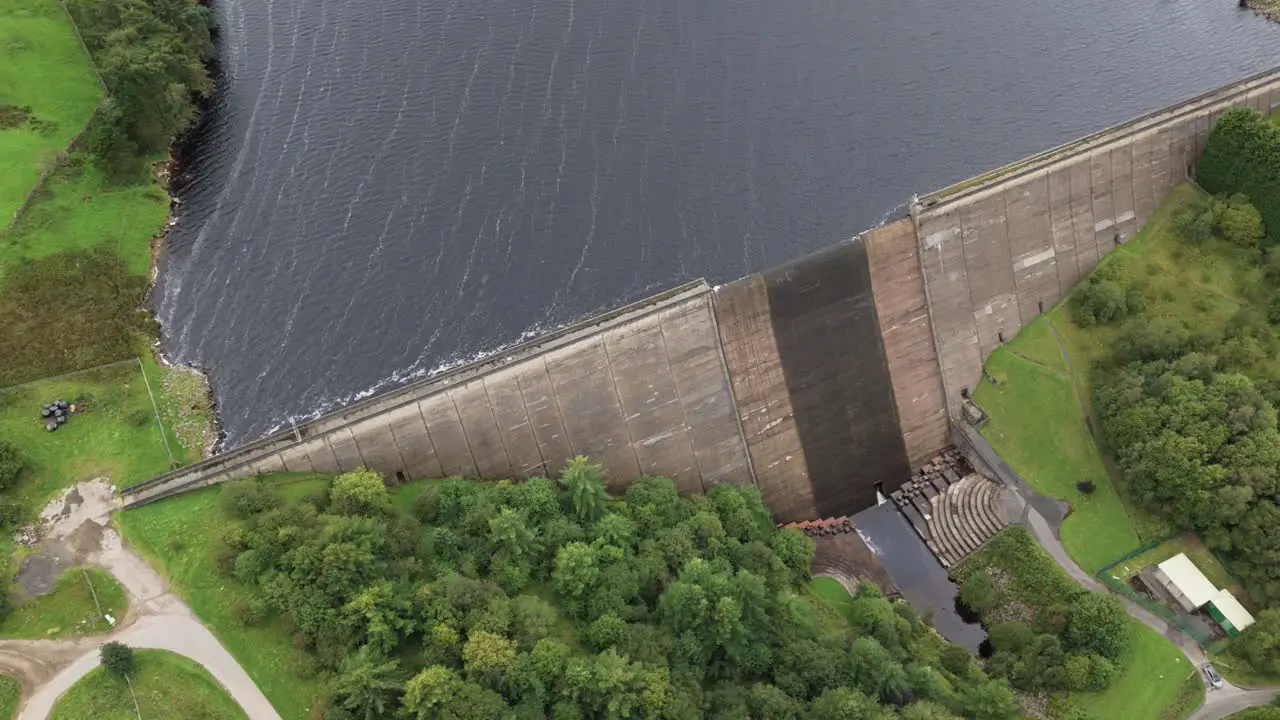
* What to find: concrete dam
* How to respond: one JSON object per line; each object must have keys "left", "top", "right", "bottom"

{"left": 124, "top": 67, "right": 1280, "bottom": 522}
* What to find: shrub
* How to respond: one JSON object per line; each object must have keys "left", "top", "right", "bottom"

{"left": 1075, "top": 480, "right": 1096, "bottom": 494}
{"left": 220, "top": 480, "right": 282, "bottom": 519}
{"left": 1173, "top": 200, "right": 1217, "bottom": 245}
{"left": 329, "top": 469, "right": 390, "bottom": 516}
{"left": 959, "top": 571, "right": 998, "bottom": 615}
{"left": 1063, "top": 593, "right": 1129, "bottom": 661}
{"left": 1219, "top": 196, "right": 1266, "bottom": 248}
{"left": 101, "top": 642, "right": 134, "bottom": 677}
{"left": 1074, "top": 279, "right": 1128, "bottom": 326}
{"left": 0, "top": 440, "right": 24, "bottom": 491}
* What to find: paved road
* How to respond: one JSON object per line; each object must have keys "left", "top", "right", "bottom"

{"left": 957, "top": 424, "right": 1278, "bottom": 720}
{"left": 0, "top": 480, "right": 281, "bottom": 720}
{"left": 1187, "top": 684, "right": 1280, "bottom": 720}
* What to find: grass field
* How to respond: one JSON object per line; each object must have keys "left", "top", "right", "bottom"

{"left": 118, "top": 474, "right": 331, "bottom": 720}
{"left": 0, "top": 0, "right": 101, "bottom": 221}
{"left": 1003, "top": 315, "right": 1065, "bottom": 370}
{"left": 1067, "top": 620, "right": 1196, "bottom": 720}
{"left": 0, "top": 674, "right": 18, "bottom": 720}
{"left": 974, "top": 349, "right": 1141, "bottom": 572}
{"left": 0, "top": 361, "right": 178, "bottom": 516}
{"left": 960, "top": 528, "right": 1192, "bottom": 720}
{"left": 0, "top": 567, "right": 124, "bottom": 639}
{"left": 49, "top": 649, "right": 247, "bottom": 720}
{"left": 0, "top": 160, "right": 167, "bottom": 276}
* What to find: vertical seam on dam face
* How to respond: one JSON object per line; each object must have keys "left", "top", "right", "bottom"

{"left": 713, "top": 276, "right": 817, "bottom": 522}
{"left": 654, "top": 318, "right": 703, "bottom": 489}
{"left": 479, "top": 377, "right": 516, "bottom": 479}
{"left": 599, "top": 335, "right": 645, "bottom": 480}
{"left": 511, "top": 373, "right": 549, "bottom": 476}
{"left": 763, "top": 241, "right": 911, "bottom": 517}
{"left": 704, "top": 294, "right": 759, "bottom": 489}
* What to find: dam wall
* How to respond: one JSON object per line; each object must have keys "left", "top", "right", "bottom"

{"left": 914, "top": 67, "right": 1280, "bottom": 416}
{"left": 125, "top": 67, "right": 1280, "bottom": 520}
{"left": 128, "top": 282, "right": 755, "bottom": 508}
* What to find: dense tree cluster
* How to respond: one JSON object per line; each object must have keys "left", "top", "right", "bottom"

{"left": 219, "top": 459, "right": 1020, "bottom": 719}
{"left": 956, "top": 531, "right": 1128, "bottom": 695}
{"left": 1198, "top": 108, "right": 1280, "bottom": 247}
{"left": 1228, "top": 608, "right": 1280, "bottom": 678}
{"left": 65, "top": 0, "right": 214, "bottom": 177}
{"left": 1097, "top": 358, "right": 1280, "bottom": 602}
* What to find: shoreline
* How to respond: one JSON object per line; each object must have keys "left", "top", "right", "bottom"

{"left": 1244, "top": 0, "right": 1280, "bottom": 22}
{"left": 145, "top": 155, "right": 221, "bottom": 461}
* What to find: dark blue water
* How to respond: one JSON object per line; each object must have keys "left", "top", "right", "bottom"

{"left": 855, "top": 504, "right": 986, "bottom": 651}
{"left": 155, "top": 0, "right": 1279, "bottom": 446}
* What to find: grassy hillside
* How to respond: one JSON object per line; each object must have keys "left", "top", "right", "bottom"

{"left": 0, "top": 0, "right": 101, "bottom": 220}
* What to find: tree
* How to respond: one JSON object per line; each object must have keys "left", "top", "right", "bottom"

{"left": 330, "top": 469, "right": 391, "bottom": 516}
{"left": 330, "top": 645, "right": 405, "bottom": 720}
{"left": 771, "top": 529, "right": 815, "bottom": 584}
{"left": 341, "top": 581, "right": 416, "bottom": 654}
{"left": 402, "top": 665, "right": 510, "bottom": 719}
{"left": 1199, "top": 108, "right": 1280, "bottom": 246}
{"left": 745, "top": 682, "right": 803, "bottom": 719}
{"left": 560, "top": 456, "right": 607, "bottom": 524}
{"left": 958, "top": 571, "right": 997, "bottom": 615}
{"left": 1064, "top": 593, "right": 1129, "bottom": 661}
{"left": 807, "top": 686, "right": 888, "bottom": 720}
{"left": 552, "top": 542, "right": 602, "bottom": 606}
{"left": 959, "top": 679, "right": 1020, "bottom": 720}
{"left": 100, "top": 642, "right": 134, "bottom": 677}
{"left": 462, "top": 631, "right": 517, "bottom": 676}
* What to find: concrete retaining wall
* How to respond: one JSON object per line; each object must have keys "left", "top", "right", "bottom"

{"left": 913, "top": 67, "right": 1280, "bottom": 417}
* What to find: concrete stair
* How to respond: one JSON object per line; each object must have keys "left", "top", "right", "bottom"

{"left": 922, "top": 474, "right": 1009, "bottom": 568}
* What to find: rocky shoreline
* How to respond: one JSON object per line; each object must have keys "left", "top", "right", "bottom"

{"left": 1244, "top": 0, "right": 1280, "bottom": 22}
{"left": 145, "top": 159, "right": 220, "bottom": 461}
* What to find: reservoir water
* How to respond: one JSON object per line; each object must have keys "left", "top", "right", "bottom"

{"left": 156, "top": 0, "right": 1279, "bottom": 446}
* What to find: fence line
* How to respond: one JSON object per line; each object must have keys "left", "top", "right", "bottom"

{"left": 136, "top": 358, "right": 178, "bottom": 467}
{"left": 0, "top": 358, "right": 141, "bottom": 395}
{"left": 1095, "top": 531, "right": 1233, "bottom": 652}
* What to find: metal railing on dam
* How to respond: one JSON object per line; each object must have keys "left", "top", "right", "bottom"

{"left": 124, "top": 66, "right": 1280, "bottom": 520}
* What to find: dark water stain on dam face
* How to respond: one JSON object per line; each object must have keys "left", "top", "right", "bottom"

{"left": 156, "top": 0, "right": 1280, "bottom": 447}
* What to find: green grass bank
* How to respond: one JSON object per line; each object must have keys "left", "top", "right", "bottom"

{"left": 49, "top": 649, "right": 247, "bottom": 720}
{"left": 0, "top": 0, "right": 101, "bottom": 221}
{"left": 974, "top": 183, "right": 1226, "bottom": 573}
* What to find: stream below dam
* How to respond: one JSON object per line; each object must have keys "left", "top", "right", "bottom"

{"left": 154, "top": 0, "right": 1279, "bottom": 447}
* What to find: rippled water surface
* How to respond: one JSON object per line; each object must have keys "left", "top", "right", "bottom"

{"left": 157, "top": 0, "right": 1279, "bottom": 445}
